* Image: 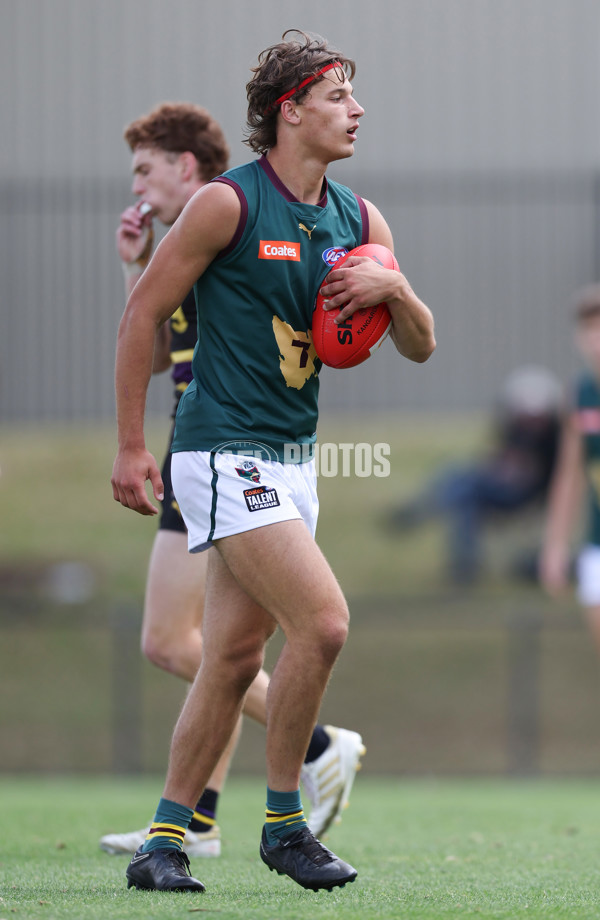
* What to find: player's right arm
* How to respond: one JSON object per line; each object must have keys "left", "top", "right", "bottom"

{"left": 116, "top": 204, "right": 172, "bottom": 373}
{"left": 117, "top": 203, "right": 154, "bottom": 296}
{"left": 111, "top": 182, "right": 241, "bottom": 515}
{"left": 539, "top": 411, "right": 584, "bottom": 595}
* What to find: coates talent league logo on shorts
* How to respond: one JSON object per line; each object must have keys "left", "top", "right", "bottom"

{"left": 243, "top": 486, "right": 281, "bottom": 513}
{"left": 322, "top": 246, "right": 348, "bottom": 266}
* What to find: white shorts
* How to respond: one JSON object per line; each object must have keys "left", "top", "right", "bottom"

{"left": 576, "top": 544, "right": 600, "bottom": 606}
{"left": 171, "top": 451, "right": 319, "bottom": 553}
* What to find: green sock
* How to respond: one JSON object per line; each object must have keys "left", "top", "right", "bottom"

{"left": 142, "top": 797, "right": 194, "bottom": 853}
{"left": 264, "top": 787, "right": 307, "bottom": 846}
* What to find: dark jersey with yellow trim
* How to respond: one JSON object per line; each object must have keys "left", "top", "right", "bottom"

{"left": 168, "top": 288, "right": 197, "bottom": 417}
{"left": 172, "top": 156, "right": 367, "bottom": 462}
{"left": 575, "top": 372, "right": 600, "bottom": 545}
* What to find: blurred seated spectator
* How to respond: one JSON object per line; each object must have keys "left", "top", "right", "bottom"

{"left": 387, "top": 366, "right": 564, "bottom": 583}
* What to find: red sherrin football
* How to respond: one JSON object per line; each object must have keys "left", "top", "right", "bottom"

{"left": 312, "top": 243, "right": 398, "bottom": 369}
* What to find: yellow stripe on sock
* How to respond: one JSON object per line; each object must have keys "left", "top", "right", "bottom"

{"left": 264, "top": 809, "right": 304, "bottom": 824}
{"left": 144, "top": 834, "right": 185, "bottom": 846}
{"left": 192, "top": 812, "right": 216, "bottom": 827}
{"left": 147, "top": 822, "right": 186, "bottom": 837}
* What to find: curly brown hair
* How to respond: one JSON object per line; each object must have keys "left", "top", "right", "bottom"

{"left": 124, "top": 102, "right": 230, "bottom": 181}
{"left": 245, "top": 30, "right": 356, "bottom": 155}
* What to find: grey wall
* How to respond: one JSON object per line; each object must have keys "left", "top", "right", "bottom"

{"left": 2, "top": 0, "right": 599, "bottom": 420}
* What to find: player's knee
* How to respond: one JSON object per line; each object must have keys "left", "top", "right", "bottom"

{"left": 141, "top": 629, "right": 202, "bottom": 675}
{"left": 221, "top": 649, "right": 263, "bottom": 700}
{"left": 313, "top": 603, "right": 349, "bottom": 663}
{"left": 140, "top": 631, "right": 172, "bottom": 671}
{"left": 220, "top": 637, "right": 265, "bottom": 693}
{"left": 240, "top": 652, "right": 264, "bottom": 692}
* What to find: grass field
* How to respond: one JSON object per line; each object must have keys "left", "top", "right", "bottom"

{"left": 2, "top": 775, "right": 600, "bottom": 920}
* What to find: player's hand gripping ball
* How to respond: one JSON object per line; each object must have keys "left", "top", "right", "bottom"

{"left": 312, "top": 243, "right": 398, "bottom": 369}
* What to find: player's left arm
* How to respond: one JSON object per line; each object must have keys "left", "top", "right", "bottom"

{"left": 366, "top": 201, "right": 435, "bottom": 362}
{"left": 319, "top": 199, "right": 435, "bottom": 363}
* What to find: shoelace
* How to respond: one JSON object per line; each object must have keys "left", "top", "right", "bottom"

{"left": 282, "top": 828, "right": 334, "bottom": 865}
{"left": 165, "top": 850, "right": 193, "bottom": 876}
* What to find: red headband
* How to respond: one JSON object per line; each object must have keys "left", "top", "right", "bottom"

{"left": 265, "top": 61, "right": 341, "bottom": 116}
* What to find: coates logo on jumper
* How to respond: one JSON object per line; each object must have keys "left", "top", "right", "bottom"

{"left": 259, "top": 240, "right": 301, "bottom": 261}
{"left": 235, "top": 460, "right": 261, "bottom": 483}
{"left": 322, "top": 246, "right": 348, "bottom": 266}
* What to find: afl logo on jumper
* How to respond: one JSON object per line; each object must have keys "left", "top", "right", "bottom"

{"left": 322, "top": 246, "right": 348, "bottom": 266}
{"left": 259, "top": 241, "right": 301, "bottom": 261}
{"left": 244, "top": 486, "right": 281, "bottom": 512}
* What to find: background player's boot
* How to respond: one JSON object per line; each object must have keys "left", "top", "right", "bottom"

{"left": 100, "top": 826, "right": 151, "bottom": 855}
{"left": 183, "top": 825, "right": 221, "bottom": 857}
{"left": 101, "top": 823, "right": 221, "bottom": 857}
{"left": 301, "top": 725, "right": 365, "bottom": 837}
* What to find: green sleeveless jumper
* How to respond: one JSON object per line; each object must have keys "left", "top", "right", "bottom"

{"left": 172, "top": 156, "right": 367, "bottom": 463}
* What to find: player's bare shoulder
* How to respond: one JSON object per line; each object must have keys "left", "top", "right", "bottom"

{"left": 361, "top": 198, "right": 394, "bottom": 250}
{"left": 178, "top": 180, "right": 241, "bottom": 257}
